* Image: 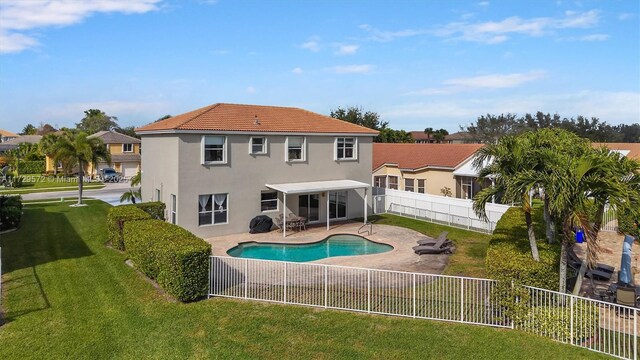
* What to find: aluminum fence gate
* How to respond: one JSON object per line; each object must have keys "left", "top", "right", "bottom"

{"left": 209, "top": 256, "right": 638, "bottom": 360}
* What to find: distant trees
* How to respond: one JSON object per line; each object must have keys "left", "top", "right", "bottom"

{"left": 21, "top": 124, "right": 37, "bottom": 135}
{"left": 76, "top": 109, "right": 119, "bottom": 134}
{"left": 424, "top": 127, "right": 449, "bottom": 143}
{"left": 461, "top": 112, "right": 640, "bottom": 143}
{"left": 330, "top": 105, "right": 413, "bottom": 143}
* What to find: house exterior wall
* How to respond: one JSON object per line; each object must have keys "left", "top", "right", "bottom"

{"left": 372, "top": 166, "right": 456, "bottom": 197}
{"left": 142, "top": 133, "right": 373, "bottom": 238}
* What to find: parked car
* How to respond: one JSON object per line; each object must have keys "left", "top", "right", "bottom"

{"left": 100, "top": 168, "right": 119, "bottom": 182}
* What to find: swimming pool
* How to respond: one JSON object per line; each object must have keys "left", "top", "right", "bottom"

{"left": 227, "top": 234, "right": 393, "bottom": 262}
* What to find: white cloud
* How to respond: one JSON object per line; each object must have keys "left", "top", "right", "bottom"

{"left": 560, "top": 33, "right": 609, "bottom": 42}
{"left": 407, "top": 70, "right": 546, "bottom": 95}
{"left": 292, "top": 67, "right": 303, "bottom": 74}
{"left": 434, "top": 10, "right": 600, "bottom": 44}
{"left": 335, "top": 44, "right": 359, "bottom": 55}
{"left": 358, "top": 23, "right": 429, "bottom": 42}
{"left": 212, "top": 49, "right": 230, "bottom": 55}
{"left": 300, "top": 39, "right": 320, "bottom": 52}
{"left": 0, "top": 0, "right": 160, "bottom": 53}
{"left": 328, "top": 64, "right": 375, "bottom": 74}
{"left": 246, "top": 86, "right": 256, "bottom": 94}
{"left": 618, "top": 13, "right": 634, "bottom": 21}
{"left": 478, "top": 1, "right": 490, "bottom": 6}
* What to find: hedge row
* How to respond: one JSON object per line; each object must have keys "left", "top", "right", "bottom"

{"left": 0, "top": 195, "right": 23, "bottom": 231}
{"left": 486, "top": 206, "right": 560, "bottom": 290}
{"left": 123, "top": 219, "right": 211, "bottom": 302}
{"left": 107, "top": 205, "right": 152, "bottom": 250}
{"left": 134, "top": 201, "right": 165, "bottom": 220}
{"left": 18, "top": 160, "right": 45, "bottom": 174}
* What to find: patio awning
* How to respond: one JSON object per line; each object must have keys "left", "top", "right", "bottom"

{"left": 265, "top": 179, "right": 370, "bottom": 194}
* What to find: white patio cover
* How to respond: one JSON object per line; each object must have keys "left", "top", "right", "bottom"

{"left": 266, "top": 179, "right": 370, "bottom": 194}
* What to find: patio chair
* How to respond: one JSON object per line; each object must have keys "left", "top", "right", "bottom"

{"left": 412, "top": 236, "right": 454, "bottom": 255}
{"left": 615, "top": 287, "right": 638, "bottom": 316}
{"left": 416, "top": 231, "right": 449, "bottom": 246}
{"left": 567, "top": 257, "right": 613, "bottom": 282}
{"left": 274, "top": 214, "right": 285, "bottom": 231}
{"left": 589, "top": 277, "right": 613, "bottom": 302}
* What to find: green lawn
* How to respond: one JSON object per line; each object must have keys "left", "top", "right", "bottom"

{"left": 369, "top": 214, "right": 492, "bottom": 278}
{"left": 0, "top": 203, "right": 606, "bottom": 359}
{"left": 0, "top": 179, "right": 104, "bottom": 194}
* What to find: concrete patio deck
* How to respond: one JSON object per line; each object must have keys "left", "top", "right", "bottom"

{"left": 205, "top": 221, "right": 450, "bottom": 274}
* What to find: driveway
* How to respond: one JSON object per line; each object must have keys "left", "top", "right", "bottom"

{"left": 21, "top": 182, "right": 133, "bottom": 206}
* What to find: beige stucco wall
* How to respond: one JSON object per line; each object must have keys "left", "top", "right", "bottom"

{"left": 142, "top": 133, "right": 373, "bottom": 238}
{"left": 372, "top": 166, "right": 457, "bottom": 196}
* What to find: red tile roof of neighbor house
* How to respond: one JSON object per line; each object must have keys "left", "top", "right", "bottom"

{"left": 0, "top": 129, "right": 18, "bottom": 137}
{"left": 410, "top": 131, "right": 473, "bottom": 141}
{"left": 592, "top": 143, "right": 640, "bottom": 160}
{"left": 373, "top": 143, "right": 485, "bottom": 171}
{"left": 136, "top": 103, "right": 379, "bottom": 135}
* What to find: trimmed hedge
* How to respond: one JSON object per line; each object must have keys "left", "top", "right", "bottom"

{"left": 486, "top": 206, "right": 560, "bottom": 290}
{"left": 123, "top": 219, "right": 211, "bottom": 302}
{"left": 0, "top": 195, "right": 23, "bottom": 231}
{"left": 135, "top": 201, "right": 166, "bottom": 220}
{"left": 18, "top": 160, "right": 45, "bottom": 174}
{"left": 107, "top": 205, "right": 152, "bottom": 250}
{"left": 618, "top": 210, "right": 639, "bottom": 238}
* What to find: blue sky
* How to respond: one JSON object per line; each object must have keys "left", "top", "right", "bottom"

{"left": 0, "top": 0, "right": 638, "bottom": 133}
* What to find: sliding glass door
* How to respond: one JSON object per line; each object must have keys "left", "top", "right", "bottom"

{"left": 329, "top": 191, "right": 347, "bottom": 219}
{"left": 298, "top": 194, "right": 320, "bottom": 222}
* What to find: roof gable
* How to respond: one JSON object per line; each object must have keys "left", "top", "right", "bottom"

{"left": 88, "top": 131, "right": 141, "bottom": 144}
{"left": 373, "top": 143, "right": 485, "bottom": 171}
{"left": 135, "top": 103, "right": 379, "bottom": 135}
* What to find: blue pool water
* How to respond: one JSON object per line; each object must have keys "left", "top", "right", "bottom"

{"left": 227, "top": 234, "right": 393, "bottom": 262}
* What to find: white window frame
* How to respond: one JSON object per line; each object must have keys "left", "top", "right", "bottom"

{"left": 155, "top": 188, "right": 161, "bottom": 202}
{"left": 417, "top": 179, "right": 425, "bottom": 194}
{"left": 170, "top": 194, "right": 177, "bottom": 224}
{"left": 198, "top": 193, "right": 229, "bottom": 226}
{"left": 260, "top": 191, "right": 279, "bottom": 212}
{"left": 285, "top": 136, "right": 306, "bottom": 162}
{"left": 388, "top": 176, "right": 399, "bottom": 190}
{"left": 201, "top": 135, "right": 227, "bottom": 165}
{"left": 373, "top": 175, "right": 386, "bottom": 188}
{"left": 461, "top": 177, "right": 474, "bottom": 200}
{"left": 122, "top": 143, "right": 133, "bottom": 153}
{"left": 334, "top": 137, "right": 358, "bottom": 161}
{"left": 404, "top": 178, "right": 415, "bottom": 192}
{"left": 249, "top": 137, "right": 267, "bottom": 155}
{"left": 328, "top": 190, "right": 348, "bottom": 220}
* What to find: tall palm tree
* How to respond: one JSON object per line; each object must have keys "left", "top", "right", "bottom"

{"left": 52, "top": 132, "right": 110, "bottom": 206}
{"left": 473, "top": 135, "right": 541, "bottom": 261}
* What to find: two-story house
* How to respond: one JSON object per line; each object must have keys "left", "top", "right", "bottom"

{"left": 135, "top": 103, "right": 378, "bottom": 238}
{"left": 45, "top": 130, "right": 141, "bottom": 177}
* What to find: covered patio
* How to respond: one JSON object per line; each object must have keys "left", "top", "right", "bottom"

{"left": 265, "top": 179, "right": 370, "bottom": 237}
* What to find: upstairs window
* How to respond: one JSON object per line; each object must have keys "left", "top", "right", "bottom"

{"left": 203, "top": 136, "right": 226, "bottom": 164}
{"left": 388, "top": 176, "right": 398, "bottom": 190}
{"left": 404, "top": 178, "right": 414, "bottom": 192}
{"left": 122, "top": 143, "right": 133, "bottom": 152}
{"left": 336, "top": 137, "right": 357, "bottom": 160}
{"left": 286, "top": 136, "right": 305, "bottom": 162}
{"left": 373, "top": 176, "right": 386, "bottom": 188}
{"left": 250, "top": 137, "right": 267, "bottom": 154}
{"left": 417, "top": 179, "right": 425, "bottom": 193}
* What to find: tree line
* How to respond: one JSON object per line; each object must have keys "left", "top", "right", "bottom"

{"left": 20, "top": 109, "right": 140, "bottom": 139}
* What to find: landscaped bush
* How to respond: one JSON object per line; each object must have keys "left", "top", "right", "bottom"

{"left": 0, "top": 195, "right": 23, "bottom": 231}
{"left": 135, "top": 201, "right": 166, "bottom": 220}
{"left": 486, "top": 206, "right": 560, "bottom": 290}
{"left": 519, "top": 301, "right": 599, "bottom": 343}
{"left": 106, "top": 205, "right": 152, "bottom": 250}
{"left": 123, "top": 219, "right": 211, "bottom": 302}
{"left": 617, "top": 210, "right": 639, "bottom": 238}
{"left": 18, "top": 160, "right": 45, "bottom": 174}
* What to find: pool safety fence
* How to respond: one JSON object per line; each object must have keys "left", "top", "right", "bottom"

{"left": 209, "top": 256, "right": 638, "bottom": 360}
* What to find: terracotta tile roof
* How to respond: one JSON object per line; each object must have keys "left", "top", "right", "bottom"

{"left": 409, "top": 131, "right": 472, "bottom": 141}
{"left": 592, "top": 142, "right": 640, "bottom": 160}
{"left": 89, "top": 130, "right": 141, "bottom": 144}
{"left": 0, "top": 129, "right": 18, "bottom": 137}
{"left": 2, "top": 135, "right": 42, "bottom": 145}
{"left": 135, "top": 103, "right": 379, "bottom": 135}
{"left": 373, "top": 143, "right": 485, "bottom": 171}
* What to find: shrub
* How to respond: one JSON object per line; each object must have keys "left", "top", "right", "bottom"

{"left": 0, "top": 195, "right": 23, "bottom": 231}
{"left": 617, "top": 210, "right": 639, "bottom": 238}
{"left": 123, "top": 219, "right": 211, "bottom": 302}
{"left": 135, "top": 201, "right": 166, "bottom": 220}
{"left": 106, "top": 205, "right": 152, "bottom": 250}
{"left": 18, "top": 160, "right": 45, "bottom": 174}
{"left": 518, "top": 301, "right": 599, "bottom": 343}
{"left": 486, "top": 206, "right": 560, "bottom": 290}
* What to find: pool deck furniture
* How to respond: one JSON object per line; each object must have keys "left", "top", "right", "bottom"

{"left": 416, "top": 231, "right": 448, "bottom": 246}
{"left": 569, "top": 247, "right": 615, "bottom": 273}
{"left": 412, "top": 235, "right": 453, "bottom": 255}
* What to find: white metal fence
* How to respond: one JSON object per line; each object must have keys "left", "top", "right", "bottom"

{"left": 372, "top": 188, "right": 510, "bottom": 234}
{"left": 209, "top": 256, "right": 639, "bottom": 360}
{"left": 602, "top": 205, "right": 619, "bottom": 232}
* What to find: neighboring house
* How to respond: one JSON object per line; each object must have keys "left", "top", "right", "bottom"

{"left": 45, "top": 130, "right": 141, "bottom": 177}
{"left": 372, "top": 143, "right": 487, "bottom": 199}
{"left": 0, "top": 135, "right": 42, "bottom": 153}
{"left": 0, "top": 129, "right": 19, "bottom": 143}
{"left": 135, "top": 103, "right": 378, "bottom": 238}
{"left": 410, "top": 131, "right": 480, "bottom": 144}
{"left": 592, "top": 142, "right": 640, "bottom": 161}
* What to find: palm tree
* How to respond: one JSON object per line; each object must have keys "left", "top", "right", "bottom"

{"left": 424, "top": 127, "right": 433, "bottom": 142}
{"left": 120, "top": 171, "right": 142, "bottom": 204}
{"left": 473, "top": 135, "right": 541, "bottom": 261}
{"left": 52, "top": 131, "right": 110, "bottom": 206}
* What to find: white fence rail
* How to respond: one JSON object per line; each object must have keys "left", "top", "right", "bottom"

{"left": 372, "top": 188, "right": 510, "bottom": 234}
{"left": 602, "top": 205, "right": 619, "bottom": 232}
{"left": 209, "top": 256, "right": 639, "bottom": 360}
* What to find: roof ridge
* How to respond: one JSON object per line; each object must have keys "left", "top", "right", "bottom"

{"left": 174, "top": 103, "right": 222, "bottom": 129}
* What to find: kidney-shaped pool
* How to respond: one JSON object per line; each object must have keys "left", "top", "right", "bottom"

{"left": 227, "top": 234, "right": 393, "bottom": 262}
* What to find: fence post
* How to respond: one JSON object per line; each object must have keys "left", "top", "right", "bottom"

{"left": 207, "top": 256, "right": 212, "bottom": 298}
{"left": 283, "top": 262, "right": 287, "bottom": 304}
{"left": 324, "top": 266, "right": 328, "bottom": 308}
{"left": 511, "top": 280, "right": 515, "bottom": 329}
{"left": 634, "top": 310, "right": 638, "bottom": 360}
{"left": 244, "top": 258, "right": 248, "bottom": 299}
{"left": 367, "top": 269, "right": 371, "bottom": 313}
{"left": 467, "top": 208, "right": 471, "bottom": 229}
{"left": 460, "top": 278, "right": 464, "bottom": 322}
{"left": 448, "top": 204, "right": 451, "bottom": 225}
{"left": 414, "top": 199, "right": 417, "bottom": 219}
{"left": 412, "top": 273, "right": 416, "bottom": 318}
{"left": 569, "top": 296, "right": 574, "bottom": 345}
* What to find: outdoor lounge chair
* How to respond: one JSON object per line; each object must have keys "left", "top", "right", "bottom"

{"left": 567, "top": 259, "right": 613, "bottom": 282}
{"left": 589, "top": 277, "right": 613, "bottom": 302}
{"left": 412, "top": 234, "right": 453, "bottom": 255}
{"left": 569, "top": 247, "right": 614, "bottom": 274}
{"left": 416, "top": 231, "right": 449, "bottom": 246}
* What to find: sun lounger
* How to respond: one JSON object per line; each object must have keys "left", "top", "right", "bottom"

{"left": 412, "top": 243, "right": 453, "bottom": 255}
{"left": 416, "top": 231, "right": 449, "bottom": 246}
{"left": 569, "top": 248, "right": 614, "bottom": 273}
{"left": 568, "top": 260, "right": 613, "bottom": 281}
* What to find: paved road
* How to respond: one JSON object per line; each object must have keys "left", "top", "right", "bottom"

{"left": 22, "top": 182, "right": 133, "bottom": 205}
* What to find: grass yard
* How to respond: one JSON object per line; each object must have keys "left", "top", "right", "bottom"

{"left": 0, "top": 203, "right": 606, "bottom": 359}
{"left": 369, "top": 214, "right": 492, "bottom": 277}
{"left": 0, "top": 178, "right": 104, "bottom": 194}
